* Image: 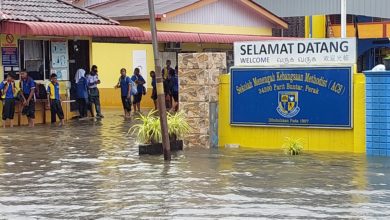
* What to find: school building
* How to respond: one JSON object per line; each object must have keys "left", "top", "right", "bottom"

{"left": 256, "top": 0, "right": 390, "bottom": 72}
{"left": 0, "top": 0, "right": 145, "bottom": 124}
{"left": 73, "top": 0, "right": 288, "bottom": 109}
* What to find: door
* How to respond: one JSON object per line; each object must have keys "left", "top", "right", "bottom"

{"left": 68, "top": 40, "right": 90, "bottom": 111}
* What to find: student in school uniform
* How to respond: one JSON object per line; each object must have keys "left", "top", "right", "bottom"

{"left": 87, "top": 65, "right": 104, "bottom": 118}
{"left": 115, "top": 68, "right": 133, "bottom": 118}
{"left": 20, "top": 70, "right": 36, "bottom": 127}
{"left": 75, "top": 69, "right": 89, "bottom": 119}
{"left": 47, "top": 74, "right": 65, "bottom": 126}
{"left": 131, "top": 68, "right": 145, "bottom": 114}
{"left": 0, "top": 73, "right": 17, "bottom": 128}
{"left": 162, "top": 60, "right": 175, "bottom": 109}
{"left": 150, "top": 71, "right": 158, "bottom": 110}
{"left": 169, "top": 69, "right": 179, "bottom": 112}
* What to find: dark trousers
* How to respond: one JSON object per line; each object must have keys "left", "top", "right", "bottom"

{"left": 121, "top": 96, "right": 131, "bottom": 112}
{"left": 88, "top": 88, "right": 102, "bottom": 116}
{"left": 77, "top": 98, "right": 88, "bottom": 118}
{"left": 50, "top": 99, "right": 64, "bottom": 123}
{"left": 2, "top": 99, "right": 15, "bottom": 120}
{"left": 22, "top": 94, "right": 35, "bottom": 119}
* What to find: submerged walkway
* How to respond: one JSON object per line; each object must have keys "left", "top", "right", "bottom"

{"left": 0, "top": 111, "right": 390, "bottom": 219}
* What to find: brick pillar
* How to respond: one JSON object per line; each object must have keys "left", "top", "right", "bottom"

{"left": 178, "top": 53, "right": 226, "bottom": 148}
{"left": 364, "top": 71, "right": 390, "bottom": 156}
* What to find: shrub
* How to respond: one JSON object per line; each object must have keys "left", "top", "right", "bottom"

{"left": 129, "top": 110, "right": 191, "bottom": 144}
{"left": 283, "top": 137, "right": 304, "bottom": 155}
{"left": 128, "top": 110, "right": 161, "bottom": 144}
{"left": 167, "top": 111, "right": 191, "bottom": 140}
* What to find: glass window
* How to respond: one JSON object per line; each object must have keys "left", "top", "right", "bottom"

{"left": 20, "top": 40, "right": 51, "bottom": 81}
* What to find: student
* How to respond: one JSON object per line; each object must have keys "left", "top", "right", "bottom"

{"left": 87, "top": 65, "right": 104, "bottom": 118}
{"left": 162, "top": 60, "right": 175, "bottom": 109}
{"left": 115, "top": 68, "right": 132, "bottom": 118}
{"left": 20, "top": 70, "right": 36, "bottom": 127}
{"left": 150, "top": 71, "right": 158, "bottom": 110}
{"left": 84, "top": 70, "right": 94, "bottom": 117}
{"left": 169, "top": 70, "right": 179, "bottom": 112}
{"left": 47, "top": 74, "right": 65, "bottom": 126}
{"left": 75, "top": 69, "right": 89, "bottom": 119}
{"left": 0, "top": 73, "right": 17, "bottom": 128}
{"left": 131, "top": 68, "right": 145, "bottom": 113}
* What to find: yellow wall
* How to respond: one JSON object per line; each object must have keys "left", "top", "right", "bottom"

{"left": 218, "top": 72, "right": 366, "bottom": 153}
{"left": 91, "top": 42, "right": 155, "bottom": 108}
{"left": 121, "top": 20, "right": 272, "bottom": 36}
{"left": 305, "top": 15, "right": 326, "bottom": 38}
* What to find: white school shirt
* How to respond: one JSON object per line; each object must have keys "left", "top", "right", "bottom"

{"left": 87, "top": 74, "right": 99, "bottom": 89}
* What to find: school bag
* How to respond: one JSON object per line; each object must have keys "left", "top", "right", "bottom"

{"left": 118, "top": 76, "right": 138, "bottom": 95}
{"left": 35, "top": 83, "right": 47, "bottom": 99}
{"left": 131, "top": 78, "right": 138, "bottom": 95}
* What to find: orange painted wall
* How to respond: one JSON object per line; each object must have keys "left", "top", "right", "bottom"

{"left": 331, "top": 23, "right": 386, "bottom": 38}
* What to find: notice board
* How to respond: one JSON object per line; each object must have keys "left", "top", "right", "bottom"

{"left": 230, "top": 67, "right": 352, "bottom": 128}
{"left": 51, "top": 40, "right": 69, "bottom": 80}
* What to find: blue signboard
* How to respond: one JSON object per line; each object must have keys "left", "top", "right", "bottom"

{"left": 231, "top": 67, "right": 352, "bottom": 128}
{"left": 2, "top": 47, "right": 18, "bottom": 66}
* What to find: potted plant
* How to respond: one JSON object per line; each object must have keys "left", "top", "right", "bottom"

{"left": 282, "top": 137, "right": 304, "bottom": 156}
{"left": 167, "top": 111, "right": 191, "bottom": 151}
{"left": 384, "top": 55, "right": 390, "bottom": 70}
{"left": 129, "top": 110, "right": 190, "bottom": 155}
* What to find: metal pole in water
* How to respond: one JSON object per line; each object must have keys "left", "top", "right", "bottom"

{"left": 148, "top": 0, "right": 171, "bottom": 161}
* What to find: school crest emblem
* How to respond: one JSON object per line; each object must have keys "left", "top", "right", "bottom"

{"left": 276, "top": 91, "right": 300, "bottom": 118}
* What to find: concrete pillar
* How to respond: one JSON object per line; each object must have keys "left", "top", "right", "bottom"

{"left": 178, "top": 53, "right": 226, "bottom": 148}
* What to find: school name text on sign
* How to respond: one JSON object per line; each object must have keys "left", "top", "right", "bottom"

{"left": 234, "top": 38, "right": 356, "bottom": 66}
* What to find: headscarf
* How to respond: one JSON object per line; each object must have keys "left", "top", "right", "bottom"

{"left": 75, "top": 69, "right": 86, "bottom": 83}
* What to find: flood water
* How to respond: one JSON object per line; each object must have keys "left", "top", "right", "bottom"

{"left": 0, "top": 111, "right": 390, "bottom": 219}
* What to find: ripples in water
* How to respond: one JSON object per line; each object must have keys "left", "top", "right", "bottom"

{"left": 0, "top": 111, "right": 390, "bottom": 219}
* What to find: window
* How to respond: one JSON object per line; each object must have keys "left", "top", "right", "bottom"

{"left": 20, "top": 40, "right": 50, "bottom": 80}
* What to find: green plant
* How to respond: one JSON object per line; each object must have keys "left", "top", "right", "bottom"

{"left": 129, "top": 110, "right": 161, "bottom": 144}
{"left": 283, "top": 137, "right": 304, "bottom": 155}
{"left": 167, "top": 111, "right": 191, "bottom": 140}
{"left": 129, "top": 110, "right": 191, "bottom": 144}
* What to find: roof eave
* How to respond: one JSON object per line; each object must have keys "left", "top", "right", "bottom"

{"left": 242, "top": 0, "right": 288, "bottom": 29}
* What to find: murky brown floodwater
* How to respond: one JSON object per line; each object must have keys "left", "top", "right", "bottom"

{"left": 0, "top": 111, "right": 390, "bottom": 219}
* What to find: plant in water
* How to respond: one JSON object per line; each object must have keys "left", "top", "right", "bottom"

{"left": 129, "top": 110, "right": 161, "bottom": 144}
{"left": 167, "top": 111, "right": 191, "bottom": 140}
{"left": 283, "top": 137, "right": 304, "bottom": 155}
{"left": 129, "top": 110, "right": 191, "bottom": 144}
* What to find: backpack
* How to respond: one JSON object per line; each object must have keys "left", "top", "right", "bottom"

{"left": 131, "top": 78, "right": 138, "bottom": 96}
{"left": 119, "top": 76, "right": 138, "bottom": 96}
{"left": 35, "top": 83, "right": 47, "bottom": 99}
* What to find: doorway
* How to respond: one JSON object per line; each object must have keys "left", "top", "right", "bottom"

{"left": 68, "top": 40, "right": 90, "bottom": 111}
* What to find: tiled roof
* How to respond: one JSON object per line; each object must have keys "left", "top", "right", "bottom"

{"left": 0, "top": 0, "right": 117, "bottom": 25}
{"left": 88, "top": 0, "right": 199, "bottom": 20}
